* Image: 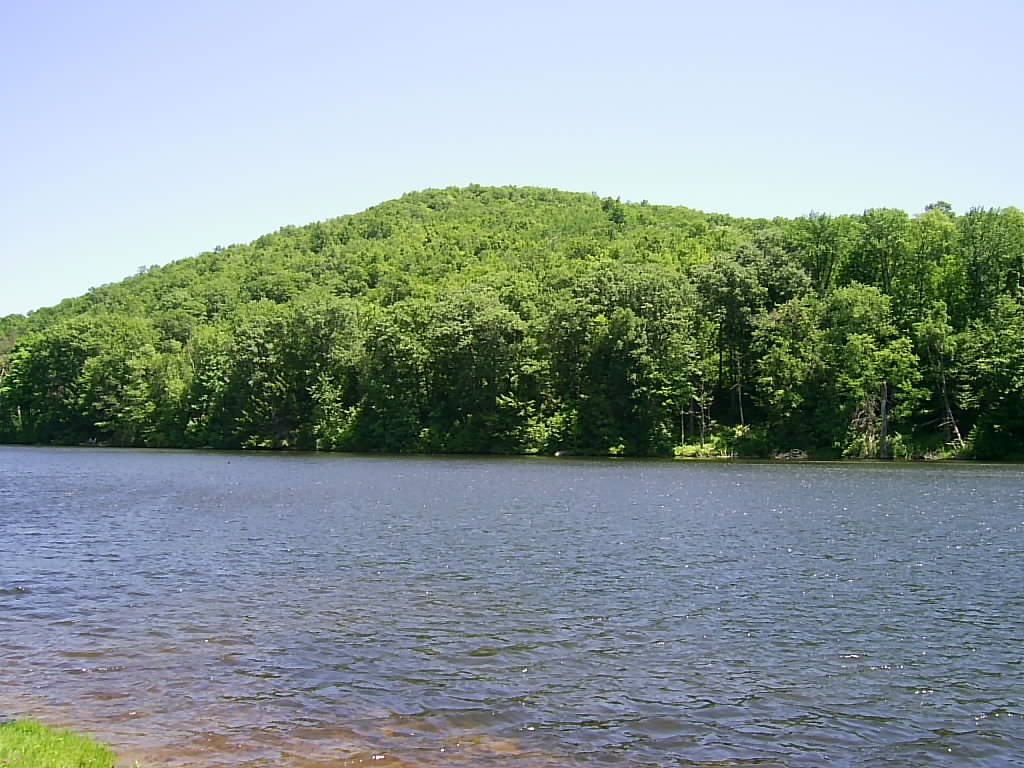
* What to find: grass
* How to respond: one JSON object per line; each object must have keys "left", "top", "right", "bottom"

{"left": 0, "top": 720, "right": 116, "bottom": 768}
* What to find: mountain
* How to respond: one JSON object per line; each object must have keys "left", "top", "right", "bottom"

{"left": 1, "top": 186, "right": 1022, "bottom": 458}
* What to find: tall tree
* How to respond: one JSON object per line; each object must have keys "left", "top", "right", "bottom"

{"left": 693, "top": 254, "right": 765, "bottom": 425}
{"left": 821, "top": 284, "right": 922, "bottom": 457}
{"left": 956, "top": 297, "right": 1024, "bottom": 458}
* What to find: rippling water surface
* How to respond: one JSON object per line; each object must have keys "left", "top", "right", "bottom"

{"left": 1, "top": 447, "right": 1022, "bottom": 767}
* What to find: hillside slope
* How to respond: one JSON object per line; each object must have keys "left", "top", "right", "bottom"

{"left": 1, "top": 186, "right": 1022, "bottom": 458}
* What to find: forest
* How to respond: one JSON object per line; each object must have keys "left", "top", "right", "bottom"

{"left": 1, "top": 186, "right": 1022, "bottom": 459}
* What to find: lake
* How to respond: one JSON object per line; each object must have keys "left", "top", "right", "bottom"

{"left": 1, "top": 446, "right": 1022, "bottom": 767}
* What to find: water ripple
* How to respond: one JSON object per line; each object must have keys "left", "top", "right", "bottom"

{"left": 1, "top": 447, "right": 1022, "bottom": 767}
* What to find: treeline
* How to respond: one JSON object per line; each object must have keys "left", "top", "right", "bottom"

{"left": 1, "top": 186, "right": 1022, "bottom": 459}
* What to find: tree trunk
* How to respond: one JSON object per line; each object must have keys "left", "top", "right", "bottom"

{"left": 939, "top": 368, "right": 963, "bottom": 447}
{"left": 696, "top": 392, "right": 707, "bottom": 447}
{"left": 735, "top": 356, "right": 745, "bottom": 426}
{"left": 879, "top": 381, "right": 889, "bottom": 459}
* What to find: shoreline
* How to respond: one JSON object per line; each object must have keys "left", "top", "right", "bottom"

{"left": 1, "top": 440, "right": 1013, "bottom": 463}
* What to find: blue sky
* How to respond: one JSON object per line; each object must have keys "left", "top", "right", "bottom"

{"left": 2, "top": 0, "right": 1021, "bottom": 315}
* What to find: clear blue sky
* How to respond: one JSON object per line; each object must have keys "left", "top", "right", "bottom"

{"left": 2, "top": 0, "right": 1021, "bottom": 315}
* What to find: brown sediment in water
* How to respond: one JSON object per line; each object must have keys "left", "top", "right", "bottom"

{"left": 101, "top": 727, "right": 554, "bottom": 768}
{"left": 116, "top": 724, "right": 562, "bottom": 767}
{"left": 0, "top": 689, "right": 561, "bottom": 768}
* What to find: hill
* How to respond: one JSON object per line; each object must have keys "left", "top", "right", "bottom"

{"left": 1, "top": 186, "right": 1022, "bottom": 458}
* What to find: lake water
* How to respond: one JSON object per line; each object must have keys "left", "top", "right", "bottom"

{"left": 1, "top": 447, "right": 1022, "bottom": 767}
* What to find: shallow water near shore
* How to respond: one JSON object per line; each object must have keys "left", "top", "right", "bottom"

{"left": 1, "top": 446, "right": 1022, "bottom": 767}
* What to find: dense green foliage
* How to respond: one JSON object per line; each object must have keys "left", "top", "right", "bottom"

{"left": 2, "top": 186, "right": 1023, "bottom": 458}
{"left": 0, "top": 720, "right": 116, "bottom": 768}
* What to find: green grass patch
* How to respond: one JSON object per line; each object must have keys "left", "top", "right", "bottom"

{"left": 0, "top": 720, "right": 116, "bottom": 768}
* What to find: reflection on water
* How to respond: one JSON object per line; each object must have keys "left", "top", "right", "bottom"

{"left": 1, "top": 447, "right": 1022, "bottom": 767}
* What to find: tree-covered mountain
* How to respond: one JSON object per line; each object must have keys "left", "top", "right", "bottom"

{"left": 2, "top": 185, "right": 1022, "bottom": 458}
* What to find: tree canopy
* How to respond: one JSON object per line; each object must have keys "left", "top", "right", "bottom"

{"left": 2, "top": 186, "right": 1022, "bottom": 459}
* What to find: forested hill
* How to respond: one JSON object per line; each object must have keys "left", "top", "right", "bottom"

{"left": 2, "top": 185, "right": 1023, "bottom": 459}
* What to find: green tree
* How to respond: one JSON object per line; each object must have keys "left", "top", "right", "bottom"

{"left": 784, "top": 213, "right": 862, "bottom": 295}
{"left": 0, "top": 319, "right": 100, "bottom": 443}
{"left": 346, "top": 302, "right": 428, "bottom": 452}
{"left": 956, "top": 207, "right": 1024, "bottom": 323}
{"left": 956, "top": 297, "right": 1024, "bottom": 458}
{"left": 542, "top": 264, "right": 695, "bottom": 455}
{"left": 78, "top": 315, "right": 160, "bottom": 446}
{"left": 840, "top": 208, "right": 910, "bottom": 297}
{"left": 419, "top": 290, "right": 529, "bottom": 453}
{"left": 912, "top": 301, "right": 964, "bottom": 449}
{"left": 752, "top": 295, "right": 825, "bottom": 448}
{"left": 693, "top": 254, "right": 765, "bottom": 426}
{"left": 821, "top": 285, "right": 922, "bottom": 457}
